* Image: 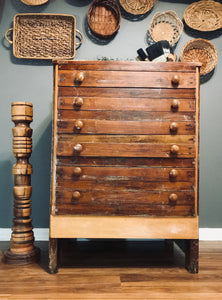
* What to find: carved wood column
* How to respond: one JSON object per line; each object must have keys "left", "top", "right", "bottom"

{"left": 3, "top": 102, "right": 40, "bottom": 265}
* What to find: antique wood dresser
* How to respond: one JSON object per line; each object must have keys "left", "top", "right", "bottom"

{"left": 49, "top": 60, "right": 200, "bottom": 273}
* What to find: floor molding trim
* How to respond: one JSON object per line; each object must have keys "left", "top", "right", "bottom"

{"left": 1, "top": 228, "right": 222, "bottom": 241}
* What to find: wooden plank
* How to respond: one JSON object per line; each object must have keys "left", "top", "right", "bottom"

{"left": 58, "top": 87, "right": 195, "bottom": 99}
{"left": 56, "top": 189, "right": 194, "bottom": 205}
{"left": 57, "top": 157, "right": 195, "bottom": 168}
{"left": 49, "top": 215, "right": 199, "bottom": 239}
{"left": 58, "top": 70, "right": 196, "bottom": 88}
{"left": 58, "top": 134, "right": 195, "bottom": 144}
{"left": 57, "top": 142, "right": 195, "bottom": 158}
{"left": 57, "top": 120, "right": 195, "bottom": 135}
{"left": 58, "top": 110, "right": 195, "bottom": 122}
{"left": 54, "top": 60, "right": 201, "bottom": 71}
{"left": 55, "top": 203, "right": 194, "bottom": 217}
{"left": 56, "top": 166, "right": 195, "bottom": 182}
{"left": 56, "top": 179, "right": 194, "bottom": 191}
{"left": 58, "top": 97, "right": 196, "bottom": 112}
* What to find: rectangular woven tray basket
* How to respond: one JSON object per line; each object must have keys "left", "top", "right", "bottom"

{"left": 6, "top": 14, "right": 80, "bottom": 60}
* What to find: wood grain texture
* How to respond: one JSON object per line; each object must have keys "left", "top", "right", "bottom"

{"left": 58, "top": 70, "right": 196, "bottom": 88}
{"left": 1, "top": 240, "right": 221, "bottom": 300}
{"left": 57, "top": 119, "right": 195, "bottom": 135}
{"left": 56, "top": 166, "right": 195, "bottom": 182}
{"left": 58, "top": 97, "right": 196, "bottom": 112}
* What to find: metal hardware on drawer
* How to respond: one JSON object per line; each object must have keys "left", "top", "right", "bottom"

{"left": 74, "top": 120, "right": 84, "bottom": 130}
{"left": 169, "top": 193, "right": 178, "bottom": 204}
{"left": 171, "top": 99, "right": 180, "bottom": 111}
{"left": 73, "top": 97, "right": 84, "bottom": 108}
{"left": 170, "top": 122, "right": 178, "bottom": 133}
{"left": 73, "top": 167, "right": 82, "bottom": 177}
{"left": 169, "top": 169, "right": 178, "bottom": 179}
{"left": 74, "top": 72, "right": 84, "bottom": 84}
{"left": 170, "top": 144, "right": 180, "bottom": 155}
{"left": 171, "top": 75, "right": 180, "bottom": 86}
{"left": 73, "top": 143, "right": 83, "bottom": 153}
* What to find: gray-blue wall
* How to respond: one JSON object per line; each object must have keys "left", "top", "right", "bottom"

{"left": 0, "top": 0, "right": 222, "bottom": 229}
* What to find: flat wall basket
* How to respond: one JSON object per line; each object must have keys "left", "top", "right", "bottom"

{"left": 5, "top": 14, "right": 83, "bottom": 60}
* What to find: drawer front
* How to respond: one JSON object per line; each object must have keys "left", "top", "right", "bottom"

{"left": 55, "top": 189, "right": 194, "bottom": 216}
{"left": 58, "top": 97, "right": 196, "bottom": 112}
{"left": 57, "top": 120, "right": 195, "bottom": 135}
{"left": 58, "top": 70, "right": 196, "bottom": 88}
{"left": 57, "top": 140, "right": 195, "bottom": 158}
{"left": 56, "top": 166, "right": 195, "bottom": 182}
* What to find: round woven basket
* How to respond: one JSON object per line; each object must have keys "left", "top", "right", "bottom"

{"left": 180, "top": 39, "right": 218, "bottom": 75}
{"left": 21, "top": 0, "right": 48, "bottom": 5}
{"left": 119, "top": 0, "right": 156, "bottom": 15}
{"left": 184, "top": 0, "right": 222, "bottom": 32}
{"left": 87, "top": 0, "right": 121, "bottom": 39}
{"left": 148, "top": 11, "right": 183, "bottom": 46}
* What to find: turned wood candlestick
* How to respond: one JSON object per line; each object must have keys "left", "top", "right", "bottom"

{"left": 3, "top": 102, "right": 40, "bottom": 265}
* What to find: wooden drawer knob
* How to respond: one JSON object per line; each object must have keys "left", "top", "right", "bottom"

{"left": 171, "top": 75, "right": 180, "bottom": 86}
{"left": 169, "top": 169, "right": 178, "bottom": 179}
{"left": 169, "top": 193, "right": 178, "bottom": 204}
{"left": 170, "top": 122, "right": 178, "bottom": 133}
{"left": 73, "top": 167, "right": 82, "bottom": 176}
{"left": 74, "top": 143, "right": 83, "bottom": 153}
{"left": 74, "top": 120, "right": 83, "bottom": 130}
{"left": 72, "top": 191, "right": 81, "bottom": 200}
{"left": 171, "top": 99, "right": 179, "bottom": 111}
{"left": 170, "top": 144, "right": 179, "bottom": 155}
{"left": 75, "top": 72, "right": 84, "bottom": 84}
{"left": 73, "top": 97, "right": 84, "bottom": 108}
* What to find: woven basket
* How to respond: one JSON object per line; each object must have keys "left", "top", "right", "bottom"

{"left": 184, "top": 0, "right": 222, "bottom": 32}
{"left": 5, "top": 14, "right": 83, "bottom": 60}
{"left": 180, "top": 39, "right": 218, "bottom": 75}
{"left": 148, "top": 11, "right": 183, "bottom": 46}
{"left": 21, "top": 0, "right": 48, "bottom": 5}
{"left": 119, "top": 0, "right": 156, "bottom": 15}
{"left": 87, "top": 0, "right": 121, "bottom": 39}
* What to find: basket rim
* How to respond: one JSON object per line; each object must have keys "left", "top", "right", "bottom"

{"left": 20, "top": 0, "right": 48, "bottom": 5}
{"left": 183, "top": 0, "right": 222, "bottom": 32}
{"left": 87, "top": 0, "right": 121, "bottom": 38}
{"left": 119, "top": 0, "right": 156, "bottom": 15}
{"left": 148, "top": 10, "right": 184, "bottom": 45}
{"left": 180, "top": 38, "right": 218, "bottom": 75}
{"left": 11, "top": 13, "right": 78, "bottom": 60}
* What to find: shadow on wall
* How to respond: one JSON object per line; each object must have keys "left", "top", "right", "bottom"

{"left": 0, "top": 0, "right": 5, "bottom": 23}
{"left": 31, "top": 118, "right": 52, "bottom": 228}
{"left": 0, "top": 159, "right": 14, "bottom": 227}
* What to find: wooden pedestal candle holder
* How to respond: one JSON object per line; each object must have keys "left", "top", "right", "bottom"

{"left": 3, "top": 102, "right": 40, "bottom": 265}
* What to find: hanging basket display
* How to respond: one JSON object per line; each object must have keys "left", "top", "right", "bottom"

{"left": 180, "top": 38, "right": 218, "bottom": 75}
{"left": 87, "top": 0, "right": 121, "bottom": 39}
{"left": 148, "top": 11, "right": 183, "bottom": 46}
{"left": 119, "top": 0, "right": 156, "bottom": 15}
{"left": 184, "top": 0, "right": 222, "bottom": 32}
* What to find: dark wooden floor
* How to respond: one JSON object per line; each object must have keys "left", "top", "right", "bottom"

{"left": 0, "top": 240, "right": 222, "bottom": 299}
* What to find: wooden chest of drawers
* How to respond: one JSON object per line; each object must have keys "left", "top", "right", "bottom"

{"left": 49, "top": 60, "right": 200, "bottom": 273}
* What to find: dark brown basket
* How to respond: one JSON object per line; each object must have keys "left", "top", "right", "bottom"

{"left": 87, "top": 0, "right": 121, "bottom": 39}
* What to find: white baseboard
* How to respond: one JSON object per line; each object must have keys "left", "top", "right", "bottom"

{"left": 1, "top": 228, "right": 222, "bottom": 241}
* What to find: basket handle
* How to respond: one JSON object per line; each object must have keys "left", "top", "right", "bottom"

{"left": 5, "top": 28, "right": 13, "bottom": 44}
{"left": 76, "top": 29, "right": 83, "bottom": 47}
